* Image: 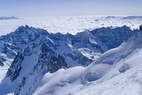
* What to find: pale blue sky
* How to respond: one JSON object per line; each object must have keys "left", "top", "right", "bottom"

{"left": 0, "top": 0, "right": 142, "bottom": 17}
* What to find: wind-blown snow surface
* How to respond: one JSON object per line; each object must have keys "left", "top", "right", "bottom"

{"left": 0, "top": 16, "right": 142, "bottom": 95}
{"left": 0, "top": 26, "right": 141, "bottom": 95}
{"left": 33, "top": 31, "right": 142, "bottom": 95}
{"left": 0, "top": 16, "right": 142, "bottom": 35}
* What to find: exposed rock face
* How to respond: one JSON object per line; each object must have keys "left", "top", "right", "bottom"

{"left": 0, "top": 25, "right": 137, "bottom": 95}
{"left": 90, "top": 26, "right": 133, "bottom": 52}
{"left": 0, "top": 25, "right": 134, "bottom": 68}
{"left": 6, "top": 52, "right": 24, "bottom": 81}
{"left": 6, "top": 42, "right": 67, "bottom": 81}
{"left": 140, "top": 25, "right": 142, "bottom": 30}
{"left": 13, "top": 43, "right": 67, "bottom": 95}
{"left": 34, "top": 43, "right": 67, "bottom": 73}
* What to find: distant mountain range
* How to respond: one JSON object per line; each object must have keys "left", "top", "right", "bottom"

{"left": 105, "top": 16, "right": 142, "bottom": 19}
{"left": 0, "top": 16, "right": 142, "bottom": 21}
{"left": 0, "top": 16, "right": 18, "bottom": 20}
{"left": 122, "top": 16, "right": 142, "bottom": 19}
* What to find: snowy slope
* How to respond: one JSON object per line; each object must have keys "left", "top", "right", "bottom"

{"left": 0, "top": 25, "right": 137, "bottom": 95}
{"left": 32, "top": 50, "right": 142, "bottom": 95}
{"left": 0, "top": 16, "right": 142, "bottom": 95}
{"left": 0, "top": 53, "right": 13, "bottom": 83}
{"left": 33, "top": 30, "right": 142, "bottom": 95}
{"left": 0, "top": 16, "right": 142, "bottom": 36}
{"left": 75, "top": 50, "right": 142, "bottom": 95}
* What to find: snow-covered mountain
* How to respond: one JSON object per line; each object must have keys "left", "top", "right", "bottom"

{"left": 37, "top": 32, "right": 142, "bottom": 95}
{"left": 0, "top": 16, "right": 142, "bottom": 95}
{"left": 0, "top": 24, "right": 142, "bottom": 95}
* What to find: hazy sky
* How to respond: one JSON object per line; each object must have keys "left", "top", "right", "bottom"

{"left": 0, "top": 0, "right": 142, "bottom": 17}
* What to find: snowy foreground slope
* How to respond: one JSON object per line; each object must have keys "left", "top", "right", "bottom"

{"left": 33, "top": 30, "right": 142, "bottom": 95}
{"left": 0, "top": 25, "right": 142, "bottom": 95}
{"left": 0, "top": 16, "right": 142, "bottom": 35}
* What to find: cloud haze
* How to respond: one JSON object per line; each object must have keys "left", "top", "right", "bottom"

{"left": 0, "top": 0, "right": 142, "bottom": 17}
